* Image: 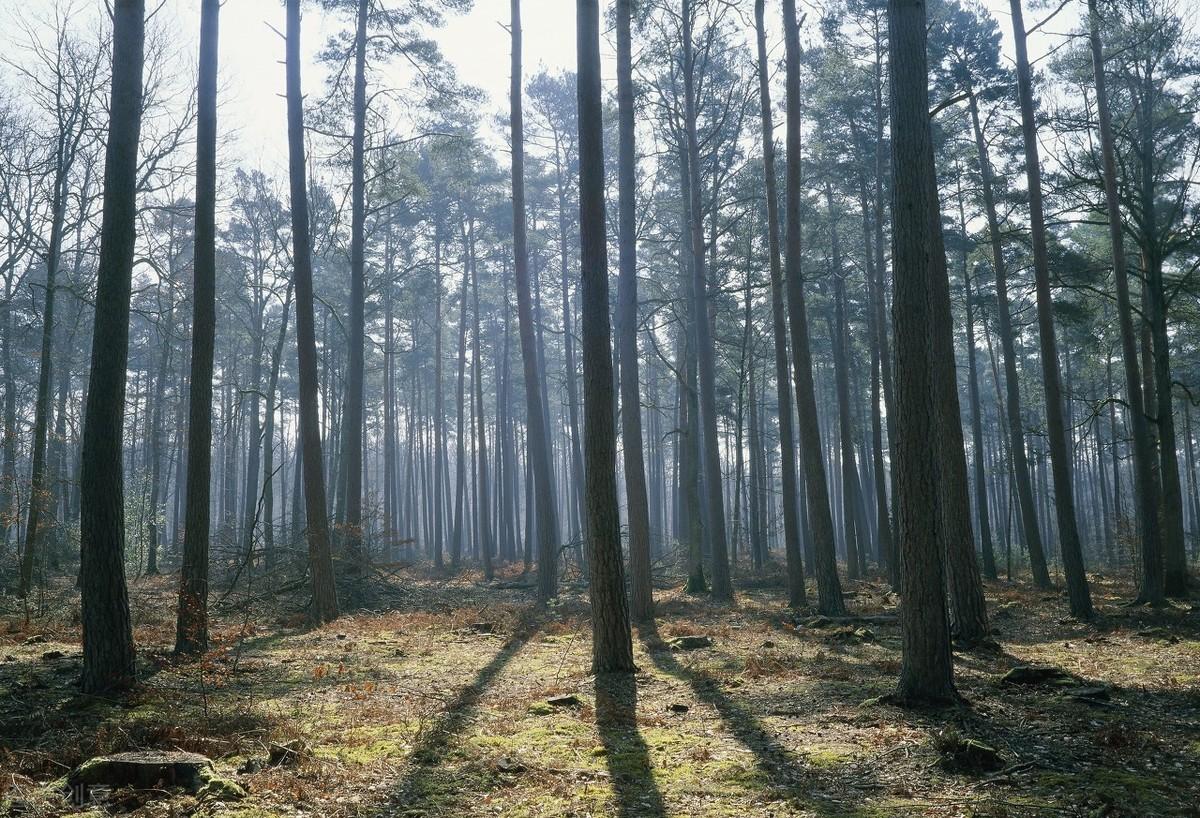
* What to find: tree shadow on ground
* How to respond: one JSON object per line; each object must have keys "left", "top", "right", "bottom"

{"left": 639, "top": 631, "right": 881, "bottom": 816}
{"left": 364, "top": 610, "right": 539, "bottom": 816}
{"left": 595, "top": 670, "right": 667, "bottom": 818}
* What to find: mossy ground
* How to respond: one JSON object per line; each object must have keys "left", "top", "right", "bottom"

{"left": 1, "top": 569, "right": 1198, "bottom": 817}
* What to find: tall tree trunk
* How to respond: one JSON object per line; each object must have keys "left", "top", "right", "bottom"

{"left": 553, "top": 150, "right": 586, "bottom": 551}
{"left": 286, "top": 0, "right": 339, "bottom": 624}
{"left": 18, "top": 208, "right": 63, "bottom": 597}
{"left": 1183, "top": 401, "right": 1200, "bottom": 561}
{"left": 929, "top": 181, "right": 989, "bottom": 645}
{"left": 746, "top": 361, "right": 766, "bottom": 571}
{"left": 145, "top": 303, "right": 174, "bottom": 576}
{"left": 429, "top": 230, "right": 445, "bottom": 568}
{"left": 1136, "top": 124, "right": 1188, "bottom": 596}
{"left": 957, "top": 186, "right": 997, "bottom": 580}
{"left": 1010, "top": 0, "right": 1093, "bottom": 618}
{"left": 826, "top": 182, "right": 866, "bottom": 582}
{"left": 18, "top": 121, "right": 78, "bottom": 597}
{"left": 79, "top": 0, "right": 143, "bottom": 692}
{"left": 782, "top": 0, "right": 843, "bottom": 614}
{"left": 451, "top": 247, "right": 469, "bottom": 567}
{"left": 262, "top": 287, "right": 292, "bottom": 571}
{"left": 468, "top": 221, "right": 494, "bottom": 580}
{"left": 1086, "top": 0, "right": 1163, "bottom": 603}
{"left": 239, "top": 298, "right": 264, "bottom": 570}
{"left": 870, "top": 16, "right": 898, "bottom": 583}
{"left": 615, "top": 0, "right": 654, "bottom": 624}
{"left": 1, "top": 304, "right": 16, "bottom": 552}
{"left": 965, "top": 87, "right": 1051, "bottom": 589}
{"left": 681, "top": 0, "right": 732, "bottom": 601}
{"left": 510, "top": 0, "right": 559, "bottom": 602}
{"left": 337, "top": 0, "right": 368, "bottom": 575}
{"left": 754, "top": 0, "right": 805, "bottom": 606}
{"left": 888, "top": 0, "right": 956, "bottom": 705}
{"left": 176, "top": 0, "right": 218, "bottom": 652}
{"left": 578, "top": 0, "right": 635, "bottom": 671}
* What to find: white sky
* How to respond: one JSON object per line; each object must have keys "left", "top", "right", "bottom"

{"left": 2, "top": 0, "right": 1069, "bottom": 174}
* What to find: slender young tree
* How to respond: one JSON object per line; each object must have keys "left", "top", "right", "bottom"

{"left": 1008, "top": 0, "right": 1093, "bottom": 619}
{"left": 286, "top": 0, "right": 339, "bottom": 624}
{"left": 615, "top": 0, "right": 654, "bottom": 624}
{"left": 888, "top": 0, "right": 957, "bottom": 704}
{"left": 175, "top": 0, "right": 220, "bottom": 656}
{"left": 78, "top": 0, "right": 144, "bottom": 693}
{"left": 510, "top": 0, "right": 560, "bottom": 602}
{"left": 782, "top": 0, "right": 844, "bottom": 615}
{"left": 578, "top": 0, "right": 635, "bottom": 673}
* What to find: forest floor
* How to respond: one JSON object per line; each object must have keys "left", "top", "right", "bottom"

{"left": 0, "top": 568, "right": 1198, "bottom": 818}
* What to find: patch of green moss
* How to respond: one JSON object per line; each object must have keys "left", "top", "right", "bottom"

{"left": 196, "top": 769, "right": 248, "bottom": 802}
{"left": 1037, "top": 769, "right": 1177, "bottom": 812}
{"left": 803, "top": 744, "right": 859, "bottom": 768}
{"left": 315, "top": 737, "right": 408, "bottom": 764}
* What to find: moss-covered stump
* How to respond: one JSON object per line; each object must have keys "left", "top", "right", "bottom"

{"left": 67, "top": 751, "right": 245, "bottom": 802}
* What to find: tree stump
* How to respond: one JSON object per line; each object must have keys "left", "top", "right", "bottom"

{"left": 67, "top": 751, "right": 245, "bottom": 802}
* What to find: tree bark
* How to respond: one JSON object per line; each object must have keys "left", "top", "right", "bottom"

{"left": 888, "top": 0, "right": 957, "bottom": 704}
{"left": 578, "top": 0, "right": 635, "bottom": 671}
{"left": 615, "top": 0, "right": 654, "bottom": 624}
{"left": 262, "top": 286, "right": 292, "bottom": 571}
{"left": 510, "top": 0, "right": 560, "bottom": 602}
{"left": 286, "top": 0, "right": 339, "bottom": 624}
{"left": 965, "top": 87, "right": 1051, "bottom": 589}
{"left": 1009, "top": 0, "right": 1093, "bottom": 619}
{"left": 1086, "top": 0, "right": 1163, "bottom": 604}
{"left": 469, "top": 220, "right": 494, "bottom": 581}
{"left": 782, "top": 0, "right": 843, "bottom": 614}
{"left": 754, "top": 0, "right": 805, "bottom": 607}
{"left": 680, "top": 0, "right": 732, "bottom": 602}
{"left": 957, "top": 185, "right": 997, "bottom": 580}
{"left": 826, "top": 182, "right": 868, "bottom": 582}
{"left": 79, "top": 0, "right": 143, "bottom": 692}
